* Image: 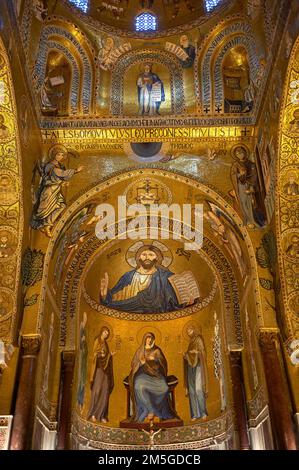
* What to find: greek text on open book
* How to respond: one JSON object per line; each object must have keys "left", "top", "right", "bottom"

{"left": 168, "top": 271, "right": 200, "bottom": 305}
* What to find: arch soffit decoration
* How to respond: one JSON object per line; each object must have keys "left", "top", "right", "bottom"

{"left": 276, "top": 35, "right": 299, "bottom": 340}
{"left": 110, "top": 49, "right": 185, "bottom": 115}
{"left": 36, "top": 168, "right": 263, "bottom": 347}
{"left": 37, "top": 42, "right": 79, "bottom": 114}
{"left": 0, "top": 37, "right": 24, "bottom": 342}
{"left": 33, "top": 18, "right": 95, "bottom": 114}
{"left": 196, "top": 18, "right": 259, "bottom": 109}
{"left": 213, "top": 34, "right": 259, "bottom": 110}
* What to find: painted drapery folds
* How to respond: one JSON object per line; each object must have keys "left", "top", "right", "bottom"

{"left": 31, "top": 145, "right": 83, "bottom": 237}
{"left": 184, "top": 326, "right": 208, "bottom": 421}
{"left": 137, "top": 64, "right": 165, "bottom": 116}
{"left": 87, "top": 327, "right": 114, "bottom": 423}
{"left": 129, "top": 332, "right": 177, "bottom": 423}
{"left": 100, "top": 243, "right": 200, "bottom": 314}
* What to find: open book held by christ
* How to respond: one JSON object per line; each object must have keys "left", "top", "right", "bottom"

{"left": 168, "top": 271, "right": 200, "bottom": 305}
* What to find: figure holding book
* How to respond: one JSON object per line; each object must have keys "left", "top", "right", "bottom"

{"left": 184, "top": 325, "right": 208, "bottom": 421}
{"left": 100, "top": 243, "right": 200, "bottom": 314}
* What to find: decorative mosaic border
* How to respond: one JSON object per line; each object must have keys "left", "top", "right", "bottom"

{"left": 71, "top": 409, "right": 233, "bottom": 447}
{"left": 19, "top": 0, "right": 32, "bottom": 62}
{"left": 276, "top": 36, "right": 299, "bottom": 336}
{"left": 40, "top": 115, "right": 254, "bottom": 128}
{"left": 0, "top": 38, "right": 24, "bottom": 342}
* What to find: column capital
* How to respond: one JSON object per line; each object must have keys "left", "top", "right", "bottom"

{"left": 62, "top": 350, "right": 75, "bottom": 369}
{"left": 258, "top": 330, "right": 280, "bottom": 352}
{"left": 21, "top": 334, "right": 41, "bottom": 355}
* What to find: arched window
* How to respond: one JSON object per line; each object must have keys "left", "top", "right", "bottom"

{"left": 205, "top": 0, "right": 222, "bottom": 12}
{"left": 68, "top": 0, "right": 89, "bottom": 13}
{"left": 135, "top": 12, "right": 157, "bottom": 32}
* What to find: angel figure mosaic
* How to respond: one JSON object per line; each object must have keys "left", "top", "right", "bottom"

{"left": 30, "top": 145, "right": 83, "bottom": 237}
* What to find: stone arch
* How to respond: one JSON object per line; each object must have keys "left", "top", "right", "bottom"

{"left": 32, "top": 167, "right": 267, "bottom": 448}
{"left": 34, "top": 23, "right": 93, "bottom": 114}
{"left": 34, "top": 41, "right": 80, "bottom": 114}
{"left": 199, "top": 21, "right": 259, "bottom": 110}
{"left": 36, "top": 167, "right": 263, "bottom": 343}
{"left": 0, "top": 38, "right": 24, "bottom": 342}
{"left": 214, "top": 35, "right": 260, "bottom": 111}
{"left": 110, "top": 50, "right": 185, "bottom": 115}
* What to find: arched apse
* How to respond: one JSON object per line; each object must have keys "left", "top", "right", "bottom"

{"left": 32, "top": 167, "right": 267, "bottom": 449}
{"left": 33, "top": 19, "right": 95, "bottom": 115}
{"left": 197, "top": 19, "right": 260, "bottom": 113}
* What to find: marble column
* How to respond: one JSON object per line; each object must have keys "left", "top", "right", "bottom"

{"left": 259, "top": 331, "right": 297, "bottom": 450}
{"left": 229, "top": 350, "right": 250, "bottom": 450}
{"left": 57, "top": 351, "right": 75, "bottom": 450}
{"left": 10, "top": 335, "right": 41, "bottom": 450}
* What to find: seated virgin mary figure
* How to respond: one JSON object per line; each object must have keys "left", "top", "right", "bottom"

{"left": 128, "top": 332, "right": 177, "bottom": 423}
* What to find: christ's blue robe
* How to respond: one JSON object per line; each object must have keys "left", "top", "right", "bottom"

{"left": 102, "top": 267, "right": 180, "bottom": 313}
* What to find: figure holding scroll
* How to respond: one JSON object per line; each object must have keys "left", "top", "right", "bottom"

{"left": 179, "top": 35, "right": 196, "bottom": 68}
{"left": 100, "top": 242, "right": 200, "bottom": 314}
{"left": 137, "top": 64, "right": 165, "bottom": 116}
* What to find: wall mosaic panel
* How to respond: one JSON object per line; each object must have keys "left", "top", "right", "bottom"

{"left": 0, "top": 38, "right": 23, "bottom": 342}
{"left": 35, "top": 168, "right": 263, "bottom": 353}
{"left": 34, "top": 23, "right": 93, "bottom": 114}
{"left": 19, "top": 0, "right": 32, "bottom": 61}
{"left": 110, "top": 50, "right": 185, "bottom": 116}
{"left": 34, "top": 40, "right": 80, "bottom": 114}
{"left": 200, "top": 21, "right": 259, "bottom": 110}
{"left": 277, "top": 39, "right": 299, "bottom": 336}
{"left": 213, "top": 35, "right": 259, "bottom": 111}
